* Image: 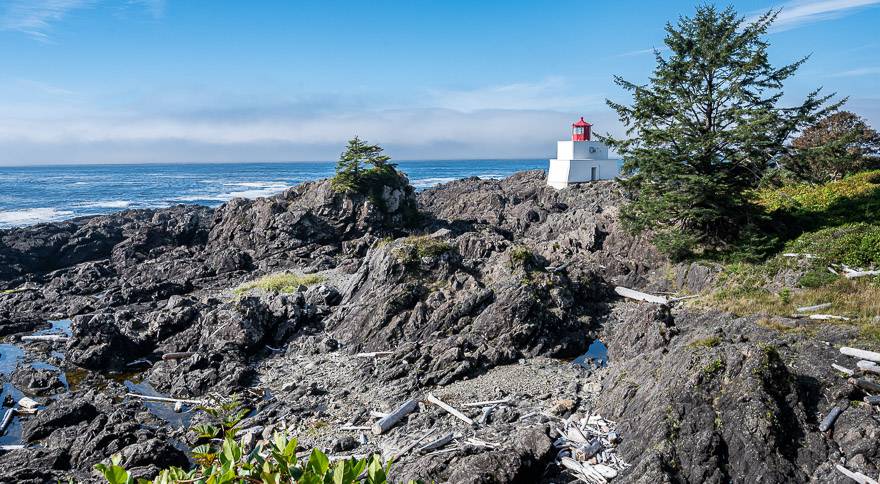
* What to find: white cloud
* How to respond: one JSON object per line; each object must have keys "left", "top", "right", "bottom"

{"left": 764, "top": 0, "right": 880, "bottom": 32}
{"left": 828, "top": 66, "right": 880, "bottom": 77}
{"left": 426, "top": 77, "right": 604, "bottom": 113}
{"left": 0, "top": 0, "right": 94, "bottom": 40}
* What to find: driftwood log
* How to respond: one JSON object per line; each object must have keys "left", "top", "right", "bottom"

{"left": 832, "top": 364, "right": 855, "bottom": 376}
{"left": 819, "top": 406, "right": 843, "bottom": 432}
{"left": 796, "top": 302, "right": 832, "bottom": 312}
{"left": 125, "top": 393, "right": 204, "bottom": 405}
{"left": 391, "top": 428, "right": 436, "bottom": 460}
{"left": 0, "top": 445, "right": 25, "bottom": 451}
{"left": 0, "top": 408, "right": 14, "bottom": 435}
{"left": 865, "top": 395, "right": 880, "bottom": 405}
{"left": 835, "top": 464, "right": 878, "bottom": 484}
{"left": 614, "top": 286, "right": 667, "bottom": 304}
{"left": 20, "top": 335, "right": 68, "bottom": 342}
{"left": 371, "top": 398, "right": 419, "bottom": 435}
{"left": 161, "top": 352, "right": 196, "bottom": 361}
{"left": 850, "top": 378, "right": 880, "bottom": 393}
{"left": 419, "top": 432, "right": 454, "bottom": 453}
{"left": 841, "top": 347, "right": 880, "bottom": 363}
{"left": 426, "top": 393, "right": 474, "bottom": 426}
{"left": 857, "top": 360, "right": 880, "bottom": 376}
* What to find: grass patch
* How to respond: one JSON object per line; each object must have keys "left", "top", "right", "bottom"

{"left": 702, "top": 358, "right": 725, "bottom": 376}
{"left": 754, "top": 170, "right": 880, "bottom": 222}
{"left": 688, "top": 336, "right": 721, "bottom": 348}
{"left": 234, "top": 272, "right": 326, "bottom": 295}
{"left": 393, "top": 235, "right": 453, "bottom": 265}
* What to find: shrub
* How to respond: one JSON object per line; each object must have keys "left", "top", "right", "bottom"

{"left": 234, "top": 273, "right": 326, "bottom": 295}
{"left": 688, "top": 336, "right": 721, "bottom": 348}
{"left": 95, "top": 400, "right": 423, "bottom": 484}
{"left": 393, "top": 235, "right": 453, "bottom": 266}
{"left": 508, "top": 246, "right": 535, "bottom": 268}
{"left": 784, "top": 111, "right": 880, "bottom": 183}
{"left": 784, "top": 223, "right": 880, "bottom": 267}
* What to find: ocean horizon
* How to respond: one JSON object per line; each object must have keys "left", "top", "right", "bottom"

{"left": 0, "top": 159, "right": 548, "bottom": 228}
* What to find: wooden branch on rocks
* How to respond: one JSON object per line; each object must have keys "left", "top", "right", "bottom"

{"left": 828, "top": 266, "right": 839, "bottom": 275}
{"left": 125, "top": 393, "right": 204, "bottom": 405}
{"left": 841, "top": 347, "right": 880, "bottom": 364}
{"left": 461, "top": 397, "right": 511, "bottom": 408}
{"left": 864, "top": 395, "right": 880, "bottom": 405}
{"left": 339, "top": 425, "right": 371, "bottom": 431}
{"left": 819, "top": 406, "right": 843, "bottom": 432}
{"left": 18, "top": 397, "right": 38, "bottom": 410}
{"left": 161, "top": 352, "right": 196, "bottom": 361}
{"left": 354, "top": 351, "right": 394, "bottom": 358}
{"left": 832, "top": 364, "right": 855, "bottom": 376}
{"left": 0, "top": 445, "right": 25, "bottom": 451}
{"left": 369, "top": 410, "right": 389, "bottom": 419}
{"left": 835, "top": 464, "right": 879, "bottom": 484}
{"left": 857, "top": 361, "right": 880, "bottom": 376}
{"left": 20, "top": 335, "right": 68, "bottom": 342}
{"left": 849, "top": 378, "right": 880, "bottom": 393}
{"left": 808, "top": 314, "right": 850, "bottom": 321}
{"left": 844, "top": 269, "right": 880, "bottom": 279}
{"left": 0, "top": 408, "right": 15, "bottom": 435}
{"left": 783, "top": 253, "right": 815, "bottom": 258}
{"left": 391, "top": 428, "right": 436, "bottom": 460}
{"left": 419, "top": 432, "right": 454, "bottom": 453}
{"left": 614, "top": 286, "right": 668, "bottom": 305}
{"left": 796, "top": 303, "right": 832, "bottom": 313}
{"left": 371, "top": 398, "right": 419, "bottom": 435}
{"left": 425, "top": 393, "right": 474, "bottom": 426}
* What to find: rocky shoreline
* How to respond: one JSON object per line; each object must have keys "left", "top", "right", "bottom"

{"left": 1, "top": 170, "right": 877, "bottom": 483}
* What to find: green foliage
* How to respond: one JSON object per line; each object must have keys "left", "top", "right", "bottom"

{"left": 235, "top": 273, "right": 326, "bottom": 295}
{"left": 95, "top": 400, "right": 424, "bottom": 484}
{"left": 393, "top": 235, "right": 453, "bottom": 265}
{"left": 784, "top": 111, "right": 880, "bottom": 183}
{"left": 605, "top": 5, "right": 838, "bottom": 259}
{"left": 508, "top": 246, "right": 535, "bottom": 268}
{"left": 784, "top": 223, "right": 880, "bottom": 268}
{"left": 702, "top": 358, "right": 725, "bottom": 376}
{"left": 689, "top": 336, "right": 721, "bottom": 348}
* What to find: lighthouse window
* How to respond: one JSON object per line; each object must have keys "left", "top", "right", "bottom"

{"left": 574, "top": 127, "right": 584, "bottom": 134}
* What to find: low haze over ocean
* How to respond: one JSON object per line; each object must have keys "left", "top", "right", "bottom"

{"left": 0, "top": 160, "right": 547, "bottom": 228}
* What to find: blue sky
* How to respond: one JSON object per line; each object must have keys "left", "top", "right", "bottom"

{"left": 0, "top": 0, "right": 878, "bottom": 165}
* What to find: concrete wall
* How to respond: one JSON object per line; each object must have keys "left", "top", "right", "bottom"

{"left": 556, "top": 141, "right": 608, "bottom": 160}
{"left": 547, "top": 158, "right": 620, "bottom": 189}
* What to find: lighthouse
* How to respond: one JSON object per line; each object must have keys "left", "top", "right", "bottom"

{"left": 546, "top": 117, "right": 620, "bottom": 189}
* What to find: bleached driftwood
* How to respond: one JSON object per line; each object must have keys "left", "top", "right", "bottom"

{"left": 819, "top": 406, "right": 843, "bottom": 432}
{"left": 828, "top": 266, "right": 839, "bottom": 275}
{"left": 479, "top": 406, "right": 494, "bottom": 425}
{"left": 339, "top": 425, "right": 371, "bottom": 431}
{"left": 419, "top": 432, "right": 454, "bottom": 453}
{"left": 18, "top": 397, "right": 38, "bottom": 409}
{"left": 796, "top": 303, "right": 832, "bottom": 312}
{"left": 832, "top": 364, "right": 855, "bottom": 376}
{"left": 161, "top": 352, "right": 195, "bottom": 361}
{"left": 844, "top": 269, "right": 880, "bottom": 279}
{"left": 125, "top": 393, "right": 204, "bottom": 405}
{"left": 614, "top": 286, "right": 668, "bottom": 304}
{"left": 783, "top": 253, "right": 815, "bottom": 258}
{"left": 841, "top": 347, "right": 880, "bottom": 364}
{"left": 371, "top": 398, "right": 419, "bottom": 435}
{"left": 835, "top": 464, "right": 878, "bottom": 484}
{"left": 0, "top": 445, "right": 25, "bottom": 451}
{"left": 426, "top": 393, "right": 474, "bottom": 426}
{"left": 369, "top": 410, "right": 389, "bottom": 419}
{"left": 20, "top": 335, "right": 68, "bottom": 342}
{"left": 865, "top": 395, "right": 880, "bottom": 405}
{"left": 461, "top": 397, "right": 511, "bottom": 408}
{"left": 464, "top": 437, "right": 498, "bottom": 448}
{"left": 857, "top": 360, "right": 880, "bottom": 376}
{"left": 354, "top": 351, "right": 394, "bottom": 358}
{"left": 808, "top": 314, "right": 850, "bottom": 321}
{"left": 0, "top": 408, "right": 14, "bottom": 435}
{"left": 849, "top": 378, "right": 880, "bottom": 393}
{"left": 391, "top": 428, "right": 436, "bottom": 460}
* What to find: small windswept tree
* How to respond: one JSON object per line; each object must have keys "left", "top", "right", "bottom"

{"left": 605, "top": 5, "right": 839, "bottom": 259}
{"left": 785, "top": 111, "right": 880, "bottom": 183}
{"left": 331, "top": 136, "right": 397, "bottom": 193}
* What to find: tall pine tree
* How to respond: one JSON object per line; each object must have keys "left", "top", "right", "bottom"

{"left": 606, "top": 6, "right": 838, "bottom": 259}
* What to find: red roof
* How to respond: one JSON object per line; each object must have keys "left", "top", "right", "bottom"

{"left": 573, "top": 116, "right": 592, "bottom": 127}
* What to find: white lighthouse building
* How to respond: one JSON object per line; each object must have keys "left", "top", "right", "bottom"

{"left": 546, "top": 117, "right": 620, "bottom": 189}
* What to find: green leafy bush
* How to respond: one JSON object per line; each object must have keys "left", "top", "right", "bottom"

{"left": 234, "top": 273, "right": 326, "bottom": 295}
{"left": 393, "top": 236, "right": 453, "bottom": 265}
{"left": 784, "top": 223, "right": 880, "bottom": 267}
{"left": 95, "top": 400, "right": 423, "bottom": 484}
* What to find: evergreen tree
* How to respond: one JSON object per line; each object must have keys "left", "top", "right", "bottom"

{"left": 332, "top": 136, "right": 395, "bottom": 193}
{"left": 605, "top": 5, "right": 839, "bottom": 259}
{"left": 785, "top": 111, "right": 880, "bottom": 183}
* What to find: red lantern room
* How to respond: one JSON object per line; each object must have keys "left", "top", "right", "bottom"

{"left": 572, "top": 117, "right": 592, "bottom": 141}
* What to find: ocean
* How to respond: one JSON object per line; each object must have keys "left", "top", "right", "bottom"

{"left": 0, "top": 159, "right": 547, "bottom": 228}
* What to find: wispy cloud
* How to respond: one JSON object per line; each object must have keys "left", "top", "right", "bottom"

{"left": 0, "top": 0, "right": 94, "bottom": 41}
{"left": 426, "top": 77, "right": 603, "bottom": 112}
{"left": 0, "top": 0, "right": 165, "bottom": 41}
{"left": 612, "top": 46, "right": 668, "bottom": 58}
{"left": 765, "top": 0, "right": 880, "bottom": 32}
{"left": 828, "top": 66, "right": 880, "bottom": 77}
